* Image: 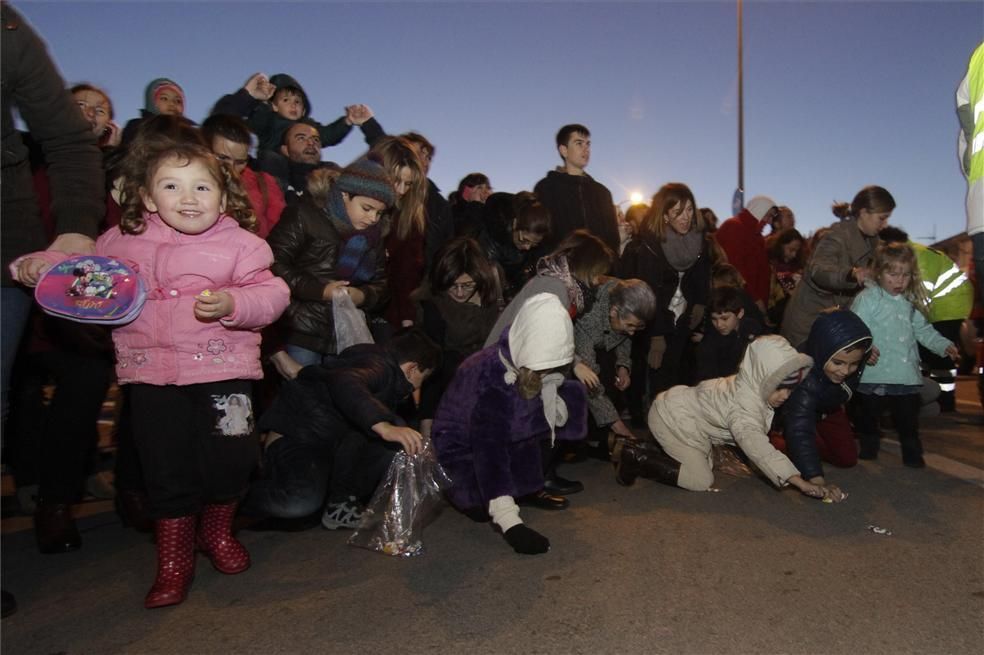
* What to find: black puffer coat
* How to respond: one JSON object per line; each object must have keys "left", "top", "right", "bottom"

{"left": 779, "top": 310, "right": 872, "bottom": 479}
{"left": 267, "top": 195, "right": 389, "bottom": 355}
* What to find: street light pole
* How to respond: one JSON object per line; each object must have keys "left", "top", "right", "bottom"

{"left": 734, "top": 0, "right": 745, "bottom": 215}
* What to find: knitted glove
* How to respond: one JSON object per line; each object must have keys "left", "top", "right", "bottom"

{"left": 503, "top": 524, "right": 550, "bottom": 555}
{"left": 647, "top": 336, "right": 667, "bottom": 370}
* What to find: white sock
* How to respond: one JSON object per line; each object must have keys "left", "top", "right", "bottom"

{"left": 488, "top": 495, "right": 522, "bottom": 532}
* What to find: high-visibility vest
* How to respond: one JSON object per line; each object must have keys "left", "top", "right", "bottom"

{"left": 958, "top": 43, "right": 984, "bottom": 235}
{"left": 966, "top": 44, "right": 984, "bottom": 185}
{"left": 911, "top": 241, "right": 973, "bottom": 322}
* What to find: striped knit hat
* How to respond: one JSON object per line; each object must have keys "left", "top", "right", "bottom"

{"left": 335, "top": 157, "right": 396, "bottom": 208}
{"left": 144, "top": 78, "right": 184, "bottom": 114}
{"left": 778, "top": 367, "right": 808, "bottom": 389}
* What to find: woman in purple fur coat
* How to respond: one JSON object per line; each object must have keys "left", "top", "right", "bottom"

{"left": 431, "top": 294, "right": 587, "bottom": 555}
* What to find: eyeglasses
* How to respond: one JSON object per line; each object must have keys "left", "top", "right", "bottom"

{"left": 513, "top": 231, "right": 542, "bottom": 248}
{"left": 449, "top": 282, "right": 477, "bottom": 293}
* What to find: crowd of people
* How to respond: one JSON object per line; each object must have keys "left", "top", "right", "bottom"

{"left": 2, "top": 3, "right": 980, "bottom": 614}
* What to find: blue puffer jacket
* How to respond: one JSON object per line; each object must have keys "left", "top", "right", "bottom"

{"left": 779, "top": 310, "right": 872, "bottom": 479}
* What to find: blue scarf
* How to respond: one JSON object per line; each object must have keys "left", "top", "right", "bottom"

{"left": 328, "top": 188, "right": 382, "bottom": 284}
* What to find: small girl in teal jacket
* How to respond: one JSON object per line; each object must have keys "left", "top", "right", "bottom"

{"left": 850, "top": 243, "right": 959, "bottom": 467}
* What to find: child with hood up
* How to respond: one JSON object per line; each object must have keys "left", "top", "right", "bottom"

{"left": 431, "top": 293, "right": 588, "bottom": 555}
{"left": 613, "top": 335, "right": 845, "bottom": 502}
{"left": 773, "top": 309, "right": 873, "bottom": 492}
{"left": 120, "top": 78, "right": 186, "bottom": 145}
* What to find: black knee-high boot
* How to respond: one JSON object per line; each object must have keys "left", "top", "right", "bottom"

{"left": 613, "top": 439, "right": 680, "bottom": 487}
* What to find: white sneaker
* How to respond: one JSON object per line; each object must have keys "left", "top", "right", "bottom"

{"left": 321, "top": 497, "right": 364, "bottom": 530}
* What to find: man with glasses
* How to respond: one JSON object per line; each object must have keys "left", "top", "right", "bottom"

{"left": 715, "top": 195, "right": 779, "bottom": 315}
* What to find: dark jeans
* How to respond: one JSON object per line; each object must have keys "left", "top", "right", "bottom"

{"left": 245, "top": 429, "right": 395, "bottom": 519}
{"left": 1, "top": 286, "right": 33, "bottom": 422}
{"left": 20, "top": 349, "right": 112, "bottom": 504}
{"left": 855, "top": 392, "right": 922, "bottom": 462}
{"left": 129, "top": 380, "right": 260, "bottom": 518}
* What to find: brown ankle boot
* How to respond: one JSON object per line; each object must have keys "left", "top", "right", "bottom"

{"left": 34, "top": 503, "right": 82, "bottom": 554}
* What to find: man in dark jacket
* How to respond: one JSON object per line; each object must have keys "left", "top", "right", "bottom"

{"left": 533, "top": 124, "right": 619, "bottom": 253}
{"left": 244, "top": 329, "right": 441, "bottom": 530}
{"left": 774, "top": 309, "right": 872, "bottom": 489}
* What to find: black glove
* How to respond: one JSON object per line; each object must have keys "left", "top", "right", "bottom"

{"left": 504, "top": 524, "right": 550, "bottom": 555}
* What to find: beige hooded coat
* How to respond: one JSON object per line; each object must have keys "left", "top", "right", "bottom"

{"left": 648, "top": 335, "right": 812, "bottom": 491}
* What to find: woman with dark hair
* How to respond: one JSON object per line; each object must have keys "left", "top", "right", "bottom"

{"left": 781, "top": 185, "right": 895, "bottom": 347}
{"left": 619, "top": 182, "right": 711, "bottom": 409}
{"left": 485, "top": 228, "right": 614, "bottom": 347}
{"left": 413, "top": 237, "right": 501, "bottom": 437}
{"left": 479, "top": 191, "right": 551, "bottom": 301}
{"left": 450, "top": 172, "right": 492, "bottom": 235}
{"left": 766, "top": 227, "right": 806, "bottom": 329}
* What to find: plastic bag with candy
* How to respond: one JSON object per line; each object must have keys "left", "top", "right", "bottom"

{"left": 348, "top": 438, "right": 451, "bottom": 558}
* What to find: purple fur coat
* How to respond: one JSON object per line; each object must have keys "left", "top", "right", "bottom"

{"left": 431, "top": 329, "right": 588, "bottom": 511}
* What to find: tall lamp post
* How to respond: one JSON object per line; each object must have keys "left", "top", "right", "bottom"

{"left": 734, "top": 0, "right": 745, "bottom": 216}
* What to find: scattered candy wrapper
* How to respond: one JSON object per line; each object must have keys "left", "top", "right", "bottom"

{"left": 866, "top": 524, "right": 892, "bottom": 536}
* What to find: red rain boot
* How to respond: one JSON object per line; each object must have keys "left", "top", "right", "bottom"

{"left": 197, "top": 502, "right": 250, "bottom": 574}
{"left": 144, "top": 516, "right": 196, "bottom": 609}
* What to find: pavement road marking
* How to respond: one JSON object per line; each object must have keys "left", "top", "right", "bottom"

{"left": 881, "top": 439, "right": 984, "bottom": 489}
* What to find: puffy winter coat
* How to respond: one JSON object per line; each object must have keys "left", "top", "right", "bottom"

{"left": 267, "top": 195, "right": 389, "bottom": 355}
{"left": 650, "top": 335, "right": 812, "bottom": 487}
{"left": 44, "top": 213, "right": 289, "bottom": 386}
{"left": 779, "top": 310, "right": 872, "bottom": 480}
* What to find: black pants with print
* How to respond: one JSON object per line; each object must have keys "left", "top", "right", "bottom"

{"left": 128, "top": 380, "right": 260, "bottom": 518}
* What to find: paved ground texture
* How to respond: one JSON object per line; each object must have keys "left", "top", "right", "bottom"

{"left": 2, "top": 380, "right": 982, "bottom": 654}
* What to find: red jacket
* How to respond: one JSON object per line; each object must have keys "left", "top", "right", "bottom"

{"left": 241, "top": 167, "right": 286, "bottom": 239}
{"left": 714, "top": 209, "right": 769, "bottom": 305}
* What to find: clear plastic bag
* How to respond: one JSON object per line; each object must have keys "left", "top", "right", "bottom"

{"left": 332, "top": 288, "right": 373, "bottom": 352}
{"left": 348, "top": 438, "right": 451, "bottom": 557}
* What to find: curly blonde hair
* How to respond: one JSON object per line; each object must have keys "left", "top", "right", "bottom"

{"left": 117, "top": 116, "right": 255, "bottom": 235}
{"left": 870, "top": 242, "right": 929, "bottom": 316}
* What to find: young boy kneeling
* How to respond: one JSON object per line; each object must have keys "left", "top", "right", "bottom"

{"left": 245, "top": 329, "right": 441, "bottom": 529}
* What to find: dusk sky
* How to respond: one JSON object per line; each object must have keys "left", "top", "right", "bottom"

{"left": 15, "top": 1, "right": 983, "bottom": 242}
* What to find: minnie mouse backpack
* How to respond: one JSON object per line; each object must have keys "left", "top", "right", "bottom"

{"left": 35, "top": 255, "right": 147, "bottom": 325}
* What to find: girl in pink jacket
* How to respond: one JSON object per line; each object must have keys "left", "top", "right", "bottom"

{"left": 13, "top": 120, "right": 290, "bottom": 610}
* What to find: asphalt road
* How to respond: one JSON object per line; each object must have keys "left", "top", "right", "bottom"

{"left": 2, "top": 380, "right": 982, "bottom": 654}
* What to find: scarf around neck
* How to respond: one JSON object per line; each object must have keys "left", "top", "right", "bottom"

{"left": 328, "top": 187, "right": 382, "bottom": 284}
{"left": 535, "top": 254, "right": 584, "bottom": 315}
{"left": 498, "top": 349, "right": 569, "bottom": 446}
{"left": 661, "top": 228, "right": 703, "bottom": 272}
